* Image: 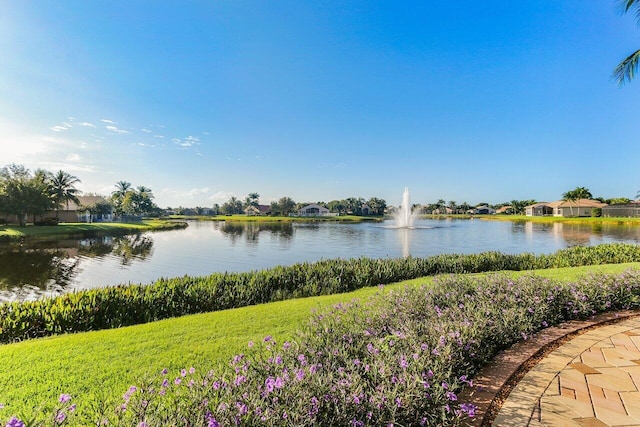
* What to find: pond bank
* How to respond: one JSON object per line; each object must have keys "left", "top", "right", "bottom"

{"left": 0, "top": 220, "right": 187, "bottom": 241}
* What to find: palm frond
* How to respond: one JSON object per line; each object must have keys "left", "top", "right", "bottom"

{"left": 613, "top": 49, "right": 640, "bottom": 85}
{"left": 619, "top": 0, "right": 640, "bottom": 25}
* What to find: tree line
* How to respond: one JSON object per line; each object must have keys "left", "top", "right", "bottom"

{"left": 0, "top": 163, "right": 158, "bottom": 226}
{"left": 214, "top": 194, "right": 388, "bottom": 216}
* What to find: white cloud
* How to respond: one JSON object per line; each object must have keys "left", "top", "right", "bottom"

{"left": 136, "top": 142, "right": 155, "bottom": 148}
{"left": 50, "top": 125, "right": 69, "bottom": 132}
{"left": 79, "top": 122, "right": 96, "bottom": 128}
{"left": 185, "top": 136, "right": 200, "bottom": 143}
{"left": 154, "top": 135, "right": 165, "bottom": 139}
{"left": 186, "top": 187, "right": 210, "bottom": 197}
{"left": 66, "top": 153, "right": 81, "bottom": 162}
{"left": 105, "top": 125, "right": 129, "bottom": 135}
{"left": 209, "top": 191, "right": 235, "bottom": 203}
{"left": 141, "top": 128, "right": 152, "bottom": 133}
{"left": 100, "top": 119, "right": 116, "bottom": 124}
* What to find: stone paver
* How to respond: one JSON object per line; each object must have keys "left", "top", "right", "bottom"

{"left": 492, "top": 316, "right": 640, "bottom": 427}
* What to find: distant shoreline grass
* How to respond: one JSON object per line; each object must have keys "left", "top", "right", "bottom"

{"left": 167, "top": 214, "right": 384, "bottom": 222}
{"left": 0, "top": 262, "right": 638, "bottom": 418}
{"left": 0, "top": 219, "right": 187, "bottom": 241}
{"left": 420, "top": 214, "right": 640, "bottom": 225}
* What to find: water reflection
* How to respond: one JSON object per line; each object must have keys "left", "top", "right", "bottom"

{"left": 0, "top": 234, "right": 154, "bottom": 301}
{"left": 218, "top": 222, "right": 294, "bottom": 245}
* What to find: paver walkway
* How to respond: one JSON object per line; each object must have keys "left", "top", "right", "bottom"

{"left": 493, "top": 316, "right": 640, "bottom": 426}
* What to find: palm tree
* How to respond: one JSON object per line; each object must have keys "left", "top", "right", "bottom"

{"left": 112, "top": 181, "right": 132, "bottom": 199}
{"left": 613, "top": 0, "right": 640, "bottom": 84}
{"left": 562, "top": 187, "right": 593, "bottom": 217}
{"left": 50, "top": 170, "right": 81, "bottom": 221}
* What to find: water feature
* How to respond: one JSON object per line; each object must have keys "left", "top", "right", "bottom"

{"left": 393, "top": 187, "right": 420, "bottom": 228}
{"left": 1, "top": 218, "right": 639, "bottom": 302}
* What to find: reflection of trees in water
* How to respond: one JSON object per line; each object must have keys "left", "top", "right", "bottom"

{"left": 220, "top": 222, "right": 294, "bottom": 245}
{"left": 111, "top": 234, "right": 154, "bottom": 265}
{"left": 0, "top": 247, "right": 79, "bottom": 291}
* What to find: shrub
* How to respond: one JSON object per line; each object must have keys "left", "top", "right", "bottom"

{"left": 1, "top": 243, "right": 640, "bottom": 343}
{"left": 7, "top": 269, "right": 640, "bottom": 426}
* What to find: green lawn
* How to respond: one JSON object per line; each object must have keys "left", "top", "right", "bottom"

{"left": 480, "top": 214, "right": 640, "bottom": 225}
{"left": 1, "top": 262, "right": 638, "bottom": 415}
{"left": 0, "top": 220, "right": 186, "bottom": 240}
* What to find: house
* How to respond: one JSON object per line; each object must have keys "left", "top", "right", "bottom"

{"left": 361, "top": 203, "right": 372, "bottom": 215}
{"left": 38, "top": 196, "right": 114, "bottom": 223}
{"left": 473, "top": 206, "right": 496, "bottom": 215}
{"left": 602, "top": 201, "right": 640, "bottom": 218}
{"left": 244, "top": 205, "right": 271, "bottom": 216}
{"left": 496, "top": 206, "right": 514, "bottom": 215}
{"left": 525, "top": 203, "right": 554, "bottom": 217}
{"left": 546, "top": 199, "right": 608, "bottom": 217}
{"left": 297, "top": 204, "right": 334, "bottom": 217}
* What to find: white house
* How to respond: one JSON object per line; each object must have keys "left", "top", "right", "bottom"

{"left": 297, "top": 204, "right": 333, "bottom": 217}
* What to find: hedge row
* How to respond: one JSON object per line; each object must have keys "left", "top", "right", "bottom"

{"left": 1, "top": 243, "right": 639, "bottom": 343}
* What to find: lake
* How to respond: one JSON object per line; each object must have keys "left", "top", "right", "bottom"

{"left": 1, "top": 218, "right": 639, "bottom": 302}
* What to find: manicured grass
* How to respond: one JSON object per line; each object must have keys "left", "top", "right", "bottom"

{"left": 481, "top": 214, "right": 640, "bottom": 225}
{"left": 0, "top": 262, "right": 638, "bottom": 415}
{"left": 0, "top": 220, "right": 187, "bottom": 240}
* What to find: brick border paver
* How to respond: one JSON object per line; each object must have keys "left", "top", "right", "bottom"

{"left": 461, "top": 311, "right": 640, "bottom": 427}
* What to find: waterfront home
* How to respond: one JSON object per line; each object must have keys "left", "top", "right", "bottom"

{"left": 473, "top": 206, "right": 496, "bottom": 215}
{"left": 602, "top": 201, "right": 640, "bottom": 218}
{"left": 244, "top": 205, "right": 271, "bottom": 216}
{"left": 297, "top": 204, "right": 334, "bottom": 217}
{"left": 525, "top": 202, "right": 553, "bottom": 217}
{"left": 547, "top": 199, "right": 608, "bottom": 217}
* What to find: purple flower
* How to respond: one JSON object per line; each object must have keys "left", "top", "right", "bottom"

{"left": 59, "top": 393, "right": 72, "bottom": 403}
{"left": 189, "top": 367, "right": 196, "bottom": 374}
{"left": 460, "top": 403, "right": 477, "bottom": 417}
{"left": 446, "top": 391, "right": 458, "bottom": 401}
{"left": 55, "top": 411, "right": 66, "bottom": 424}
{"left": 264, "top": 335, "right": 273, "bottom": 342}
{"left": 6, "top": 417, "right": 25, "bottom": 427}
{"left": 162, "top": 368, "right": 168, "bottom": 375}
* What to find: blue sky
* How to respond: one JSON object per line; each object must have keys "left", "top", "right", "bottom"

{"left": 1, "top": 1, "right": 639, "bottom": 208}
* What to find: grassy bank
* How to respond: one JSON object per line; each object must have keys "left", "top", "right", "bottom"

{"left": 3, "top": 244, "right": 640, "bottom": 344}
{"left": 167, "top": 214, "right": 383, "bottom": 222}
{"left": 480, "top": 214, "right": 640, "bottom": 225}
{"left": 0, "top": 262, "right": 638, "bottom": 419}
{"left": 0, "top": 219, "right": 187, "bottom": 240}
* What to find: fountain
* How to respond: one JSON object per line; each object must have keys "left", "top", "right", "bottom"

{"left": 394, "top": 187, "right": 419, "bottom": 228}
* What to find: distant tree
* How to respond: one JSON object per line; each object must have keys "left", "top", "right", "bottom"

{"left": 606, "top": 197, "right": 631, "bottom": 205}
{"left": 111, "top": 182, "right": 157, "bottom": 217}
{"left": 0, "top": 164, "right": 52, "bottom": 226}
{"left": 244, "top": 193, "right": 260, "bottom": 209}
{"left": 366, "top": 197, "right": 387, "bottom": 215}
{"left": 562, "top": 187, "right": 593, "bottom": 217}
{"left": 221, "top": 196, "right": 243, "bottom": 215}
{"left": 613, "top": 0, "right": 640, "bottom": 85}
{"left": 50, "top": 170, "right": 81, "bottom": 221}
{"left": 327, "top": 200, "right": 346, "bottom": 214}
{"left": 277, "top": 196, "right": 296, "bottom": 216}
{"left": 448, "top": 200, "right": 457, "bottom": 214}
{"left": 344, "top": 197, "right": 364, "bottom": 215}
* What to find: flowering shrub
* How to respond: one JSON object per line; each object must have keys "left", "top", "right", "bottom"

{"left": 5, "top": 268, "right": 640, "bottom": 426}
{"left": 2, "top": 243, "right": 640, "bottom": 344}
